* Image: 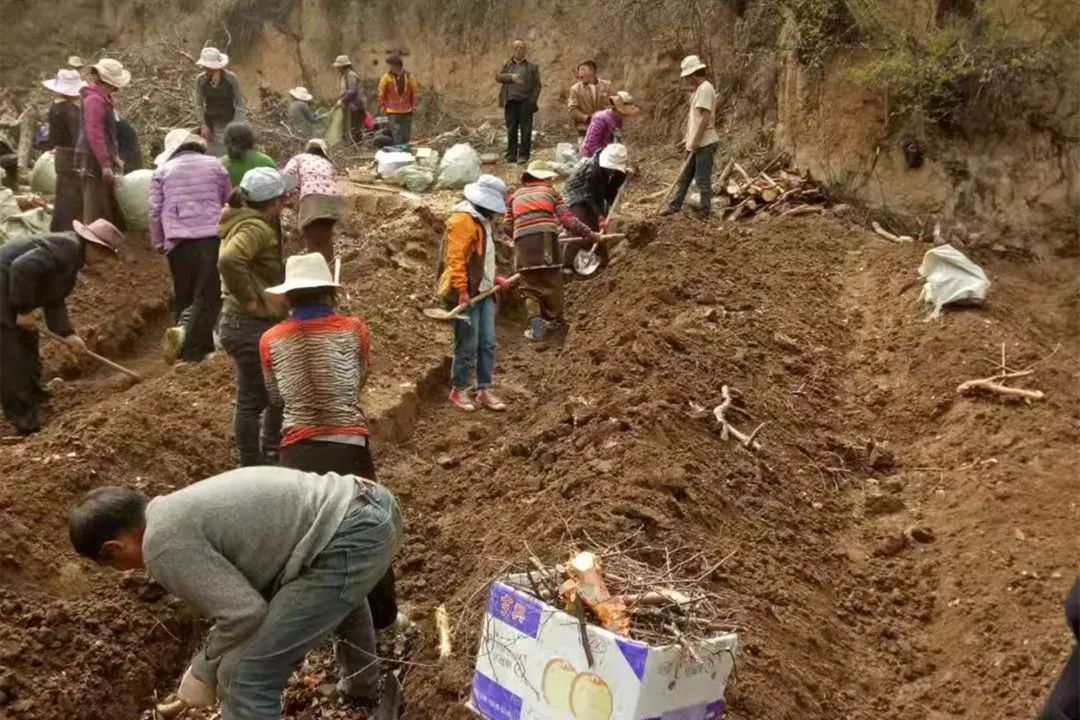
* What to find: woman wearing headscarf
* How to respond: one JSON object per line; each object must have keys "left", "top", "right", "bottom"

{"left": 42, "top": 68, "right": 86, "bottom": 231}
{"left": 282, "top": 139, "right": 343, "bottom": 263}
{"left": 217, "top": 167, "right": 293, "bottom": 466}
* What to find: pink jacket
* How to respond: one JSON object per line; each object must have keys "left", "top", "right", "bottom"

{"left": 149, "top": 151, "right": 232, "bottom": 253}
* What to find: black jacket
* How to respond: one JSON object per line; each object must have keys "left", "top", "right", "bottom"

{"left": 564, "top": 155, "right": 623, "bottom": 218}
{"left": 0, "top": 233, "right": 85, "bottom": 335}
{"left": 497, "top": 58, "right": 541, "bottom": 108}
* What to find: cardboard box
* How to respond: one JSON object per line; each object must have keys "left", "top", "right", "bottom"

{"left": 468, "top": 575, "right": 737, "bottom": 720}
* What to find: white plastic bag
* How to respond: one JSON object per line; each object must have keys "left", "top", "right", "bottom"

{"left": 30, "top": 151, "right": 57, "bottom": 194}
{"left": 114, "top": 169, "right": 153, "bottom": 230}
{"left": 917, "top": 244, "right": 990, "bottom": 319}
{"left": 555, "top": 142, "right": 578, "bottom": 166}
{"left": 375, "top": 150, "right": 416, "bottom": 178}
{"left": 436, "top": 143, "right": 481, "bottom": 189}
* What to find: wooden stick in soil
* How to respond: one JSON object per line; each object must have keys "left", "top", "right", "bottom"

{"left": 713, "top": 385, "right": 764, "bottom": 451}
{"left": 871, "top": 220, "right": 914, "bottom": 243}
{"left": 957, "top": 370, "right": 1045, "bottom": 401}
{"left": 436, "top": 604, "right": 452, "bottom": 660}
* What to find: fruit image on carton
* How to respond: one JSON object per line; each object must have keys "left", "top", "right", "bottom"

{"left": 468, "top": 576, "right": 737, "bottom": 720}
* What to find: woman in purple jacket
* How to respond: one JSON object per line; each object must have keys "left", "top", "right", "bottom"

{"left": 149, "top": 128, "right": 232, "bottom": 364}
{"left": 580, "top": 90, "right": 639, "bottom": 161}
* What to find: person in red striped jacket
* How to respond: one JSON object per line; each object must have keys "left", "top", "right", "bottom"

{"left": 258, "top": 252, "right": 400, "bottom": 707}
{"left": 505, "top": 160, "right": 602, "bottom": 341}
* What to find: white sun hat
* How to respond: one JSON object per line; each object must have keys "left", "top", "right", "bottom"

{"left": 67, "top": 55, "right": 85, "bottom": 69}
{"left": 332, "top": 55, "right": 352, "bottom": 68}
{"left": 289, "top": 86, "right": 313, "bottom": 102}
{"left": 266, "top": 252, "right": 340, "bottom": 295}
{"left": 240, "top": 166, "right": 296, "bottom": 202}
{"left": 43, "top": 68, "right": 87, "bottom": 97}
{"left": 464, "top": 174, "right": 508, "bottom": 214}
{"left": 196, "top": 47, "right": 229, "bottom": 70}
{"left": 680, "top": 55, "right": 708, "bottom": 77}
{"left": 92, "top": 58, "right": 132, "bottom": 89}
{"left": 155, "top": 128, "right": 205, "bottom": 167}
{"left": 522, "top": 160, "right": 559, "bottom": 181}
{"left": 598, "top": 143, "right": 629, "bottom": 173}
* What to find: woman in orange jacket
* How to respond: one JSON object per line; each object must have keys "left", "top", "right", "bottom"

{"left": 435, "top": 174, "right": 511, "bottom": 412}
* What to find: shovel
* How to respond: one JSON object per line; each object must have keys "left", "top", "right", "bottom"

{"left": 41, "top": 328, "right": 142, "bottom": 382}
{"left": 574, "top": 183, "right": 629, "bottom": 277}
{"left": 422, "top": 273, "right": 521, "bottom": 323}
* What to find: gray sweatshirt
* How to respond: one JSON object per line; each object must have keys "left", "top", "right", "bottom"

{"left": 142, "top": 467, "right": 358, "bottom": 680}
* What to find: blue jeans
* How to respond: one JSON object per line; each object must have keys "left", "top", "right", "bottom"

{"left": 451, "top": 296, "right": 496, "bottom": 390}
{"left": 669, "top": 142, "right": 718, "bottom": 212}
{"left": 219, "top": 313, "right": 283, "bottom": 466}
{"left": 217, "top": 482, "right": 403, "bottom": 719}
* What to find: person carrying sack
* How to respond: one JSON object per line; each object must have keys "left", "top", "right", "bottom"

{"left": 217, "top": 167, "right": 292, "bottom": 466}
{"left": 75, "top": 58, "right": 131, "bottom": 228}
{"left": 150, "top": 128, "right": 231, "bottom": 364}
{"left": 505, "top": 161, "right": 600, "bottom": 342}
{"left": 436, "top": 174, "right": 513, "bottom": 412}
{"left": 68, "top": 468, "right": 403, "bottom": 718}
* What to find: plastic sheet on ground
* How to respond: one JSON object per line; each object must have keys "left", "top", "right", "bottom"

{"left": 435, "top": 143, "right": 481, "bottom": 189}
{"left": 917, "top": 244, "right": 990, "bottom": 319}
{"left": 115, "top": 169, "right": 153, "bottom": 231}
{"left": 0, "top": 188, "right": 52, "bottom": 243}
{"left": 31, "top": 151, "right": 57, "bottom": 194}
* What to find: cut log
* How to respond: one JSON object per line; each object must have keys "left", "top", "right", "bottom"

{"left": 761, "top": 187, "right": 780, "bottom": 203}
{"left": 715, "top": 159, "right": 735, "bottom": 190}
{"left": 780, "top": 205, "right": 824, "bottom": 217}
{"left": 725, "top": 183, "right": 742, "bottom": 197}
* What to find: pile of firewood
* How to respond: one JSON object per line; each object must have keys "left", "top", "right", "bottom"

{"left": 716, "top": 158, "right": 826, "bottom": 221}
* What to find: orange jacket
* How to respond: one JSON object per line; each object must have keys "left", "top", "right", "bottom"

{"left": 378, "top": 72, "right": 418, "bottom": 114}
{"left": 437, "top": 209, "right": 487, "bottom": 299}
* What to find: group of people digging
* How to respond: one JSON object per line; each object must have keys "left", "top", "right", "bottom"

{"left": 0, "top": 45, "right": 733, "bottom": 720}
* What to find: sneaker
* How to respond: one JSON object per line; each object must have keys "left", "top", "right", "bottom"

{"left": 448, "top": 388, "right": 476, "bottom": 412}
{"left": 475, "top": 389, "right": 507, "bottom": 412}
{"left": 162, "top": 326, "right": 185, "bottom": 365}
{"left": 658, "top": 206, "right": 681, "bottom": 217}
{"left": 523, "top": 317, "right": 544, "bottom": 342}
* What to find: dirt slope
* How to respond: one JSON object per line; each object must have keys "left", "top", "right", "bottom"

{"left": 1, "top": 191, "right": 1077, "bottom": 719}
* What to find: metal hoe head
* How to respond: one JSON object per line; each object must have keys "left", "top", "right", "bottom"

{"left": 574, "top": 247, "right": 602, "bottom": 276}
{"left": 422, "top": 307, "right": 471, "bottom": 323}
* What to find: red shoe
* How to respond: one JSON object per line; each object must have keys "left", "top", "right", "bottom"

{"left": 476, "top": 389, "right": 507, "bottom": 412}
{"left": 448, "top": 388, "right": 476, "bottom": 412}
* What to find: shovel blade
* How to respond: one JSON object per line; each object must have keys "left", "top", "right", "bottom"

{"left": 422, "top": 308, "right": 471, "bottom": 323}
{"left": 574, "top": 250, "right": 601, "bottom": 276}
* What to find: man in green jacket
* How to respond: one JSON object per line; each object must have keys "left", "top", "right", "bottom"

{"left": 68, "top": 468, "right": 403, "bottom": 718}
{"left": 218, "top": 167, "right": 291, "bottom": 465}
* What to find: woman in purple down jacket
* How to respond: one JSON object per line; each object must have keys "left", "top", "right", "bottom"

{"left": 149, "top": 128, "right": 232, "bottom": 364}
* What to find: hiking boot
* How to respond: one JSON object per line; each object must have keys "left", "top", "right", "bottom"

{"left": 658, "top": 206, "right": 681, "bottom": 217}
{"left": 475, "top": 389, "right": 507, "bottom": 412}
{"left": 162, "top": 326, "right": 185, "bottom": 365}
{"left": 448, "top": 388, "right": 476, "bottom": 412}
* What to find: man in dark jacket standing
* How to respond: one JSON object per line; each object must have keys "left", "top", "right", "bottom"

{"left": 496, "top": 39, "right": 541, "bottom": 164}
{"left": 0, "top": 219, "right": 123, "bottom": 433}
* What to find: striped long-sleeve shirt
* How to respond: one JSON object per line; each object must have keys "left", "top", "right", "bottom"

{"left": 505, "top": 180, "right": 592, "bottom": 241}
{"left": 259, "top": 306, "right": 370, "bottom": 447}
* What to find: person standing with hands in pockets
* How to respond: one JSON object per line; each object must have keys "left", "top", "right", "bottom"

{"left": 496, "top": 39, "right": 542, "bottom": 165}
{"left": 217, "top": 167, "right": 293, "bottom": 466}
{"left": 659, "top": 55, "right": 720, "bottom": 220}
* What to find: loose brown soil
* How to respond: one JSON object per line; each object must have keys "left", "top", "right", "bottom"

{"left": 1, "top": 182, "right": 1077, "bottom": 720}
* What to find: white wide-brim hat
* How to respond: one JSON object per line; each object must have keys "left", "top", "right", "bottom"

{"left": 43, "top": 68, "right": 87, "bottom": 97}
{"left": 67, "top": 55, "right": 85, "bottom": 69}
{"left": 196, "top": 47, "right": 229, "bottom": 69}
{"left": 92, "top": 58, "right": 132, "bottom": 89}
{"left": 266, "top": 252, "right": 340, "bottom": 295}
{"left": 598, "top": 143, "right": 629, "bottom": 174}
{"left": 680, "top": 55, "right": 708, "bottom": 77}
{"left": 155, "top": 128, "right": 205, "bottom": 167}
{"left": 332, "top": 55, "right": 352, "bottom": 68}
{"left": 289, "top": 86, "right": 313, "bottom": 102}
{"left": 522, "top": 160, "right": 559, "bottom": 181}
{"left": 464, "top": 174, "right": 508, "bottom": 214}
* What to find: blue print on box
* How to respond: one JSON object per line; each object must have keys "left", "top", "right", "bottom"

{"left": 486, "top": 582, "right": 544, "bottom": 639}
{"left": 472, "top": 671, "right": 524, "bottom": 720}
{"left": 615, "top": 636, "right": 649, "bottom": 679}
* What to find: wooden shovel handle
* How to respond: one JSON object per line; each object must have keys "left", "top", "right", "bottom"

{"left": 41, "top": 328, "right": 142, "bottom": 381}
{"left": 446, "top": 273, "right": 523, "bottom": 316}
{"left": 654, "top": 152, "right": 695, "bottom": 214}
{"left": 557, "top": 233, "right": 625, "bottom": 244}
